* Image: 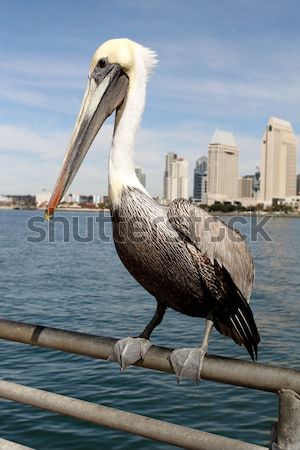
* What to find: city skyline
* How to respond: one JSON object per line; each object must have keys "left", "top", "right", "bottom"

{"left": 1, "top": 114, "right": 299, "bottom": 201}
{"left": 2, "top": 118, "right": 299, "bottom": 202}
{"left": 0, "top": 116, "right": 298, "bottom": 199}
{"left": 1, "top": 2, "right": 300, "bottom": 197}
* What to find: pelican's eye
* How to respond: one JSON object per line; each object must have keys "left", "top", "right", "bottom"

{"left": 91, "top": 58, "right": 110, "bottom": 83}
{"left": 99, "top": 58, "right": 107, "bottom": 68}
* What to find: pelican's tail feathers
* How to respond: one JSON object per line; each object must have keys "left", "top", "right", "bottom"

{"left": 214, "top": 293, "right": 260, "bottom": 361}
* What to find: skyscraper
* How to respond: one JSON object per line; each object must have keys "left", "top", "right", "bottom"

{"left": 135, "top": 166, "right": 146, "bottom": 187}
{"left": 243, "top": 171, "right": 260, "bottom": 199}
{"left": 238, "top": 177, "right": 253, "bottom": 198}
{"left": 207, "top": 130, "right": 239, "bottom": 204}
{"left": 193, "top": 156, "right": 207, "bottom": 203}
{"left": 297, "top": 174, "right": 300, "bottom": 195}
{"left": 260, "top": 117, "right": 297, "bottom": 203}
{"left": 164, "top": 152, "right": 189, "bottom": 202}
{"left": 252, "top": 170, "right": 260, "bottom": 198}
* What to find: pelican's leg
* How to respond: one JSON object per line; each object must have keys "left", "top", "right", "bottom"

{"left": 108, "top": 301, "right": 166, "bottom": 371}
{"left": 169, "top": 319, "right": 214, "bottom": 383}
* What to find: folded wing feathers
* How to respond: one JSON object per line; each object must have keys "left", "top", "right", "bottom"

{"left": 168, "top": 199, "right": 259, "bottom": 360}
{"left": 168, "top": 199, "right": 254, "bottom": 301}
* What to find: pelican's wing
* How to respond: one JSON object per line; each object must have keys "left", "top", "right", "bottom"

{"left": 167, "top": 199, "right": 254, "bottom": 301}
{"left": 168, "top": 199, "right": 259, "bottom": 360}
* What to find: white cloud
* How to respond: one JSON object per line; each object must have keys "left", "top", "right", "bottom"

{"left": 150, "top": 74, "right": 300, "bottom": 123}
{"left": 0, "top": 53, "right": 86, "bottom": 113}
{"left": 0, "top": 124, "right": 69, "bottom": 157}
{"left": 0, "top": 84, "right": 47, "bottom": 108}
{"left": 0, "top": 121, "right": 113, "bottom": 195}
{"left": 0, "top": 55, "right": 86, "bottom": 86}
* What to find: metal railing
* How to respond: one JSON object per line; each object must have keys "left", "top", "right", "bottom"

{"left": 0, "top": 379, "right": 264, "bottom": 450}
{"left": 0, "top": 438, "right": 34, "bottom": 450}
{"left": 0, "top": 318, "right": 299, "bottom": 449}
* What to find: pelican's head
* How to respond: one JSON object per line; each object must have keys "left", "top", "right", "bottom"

{"left": 45, "top": 38, "right": 156, "bottom": 219}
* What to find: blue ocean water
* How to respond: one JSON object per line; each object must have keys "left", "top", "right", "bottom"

{"left": 0, "top": 209, "right": 299, "bottom": 449}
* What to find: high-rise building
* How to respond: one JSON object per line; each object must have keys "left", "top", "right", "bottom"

{"left": 207, "top": 130, "right": 239, "bottom": 204}
{"left": 238, "top": 176, "right": 253, "bottom": 198}
{"left": 193, "top": 156, "right": 207, "bottom": 203}
{"left": 243, "top": 171, "right": 260, "bottom": 199}
{"left": 252, "top": 170, "right": 260, "bottom": 198}
{"left": 164, "top": 152, "right": 189, "bottom": 202}
{"left": 296, "top": 174, "right": 300, "bottom": 195}
{"left": 260, "top": 117, "right": 297, "bottom": 203}
{"left": 135, "top": 166, "right": 146, "bottom": 187}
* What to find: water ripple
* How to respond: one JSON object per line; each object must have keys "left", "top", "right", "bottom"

{"left": 0, "top": 210, "right": 299, "bottom": 449}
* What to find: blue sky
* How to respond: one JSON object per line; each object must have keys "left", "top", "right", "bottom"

{"left": 0, "top": 0, "right": 300, "bottom": 196}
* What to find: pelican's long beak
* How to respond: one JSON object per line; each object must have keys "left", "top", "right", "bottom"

{"left": 45, "top": 63, "right": 128, "bottom": 219}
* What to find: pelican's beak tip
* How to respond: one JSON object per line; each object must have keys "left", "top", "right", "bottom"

{"left": 44, "top": 209, "right": 54, "bottom": 222}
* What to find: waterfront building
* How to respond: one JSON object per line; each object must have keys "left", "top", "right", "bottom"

{"left": 62, "top": 193, "right": 74, "bottom": 203}
{"left": 164, "top": 152, "right": 189, "bottom": 202}
{"left": 135, "top": 166, "right": 146, "bottom": 187}
{"left": 101, "top": 195, "right": 110, "bottom": 207}
{"left": 74, "top": 194, "right": 80, "bottom": 203}
{"left": 193, "top": 156, "right": 207, "bottom": 203}
{"left": 207, "top": 130, "right": 239, "bottom": 204}
{"left": 0, "top": 195, "right": 36, "bottom": 208}
{"left": 0, "top": 195, "right": 11, "bottom": 206}
{"left": 297, "top": 174, "right": 300, "bottom": 195}
{"left": 243, "top": 171, "right": 260, "bottom": 199}
{"left": 93, "top": 195, "right": 101, "bottom": 205}
{"left": 252, "top": 170, "right": 260, "bottom": 198}
{"left": 36, "top": 190, "right": 52, "bottom": 207}
{"left": 260, "top": 117, "right": 297, "bottom": 204}
{"left": 276, "top": 195, "right": 300, "bottom": 210}
{"left": 238, "top": 176, "right": 253, "bottom": 198}
{"left": 79, "top": 195, "right": 94, "bottom": 204}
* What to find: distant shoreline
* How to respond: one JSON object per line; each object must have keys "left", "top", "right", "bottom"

{"left": 1, "top": 206, "right": 300, "bottom": 218}
{"left": 0, "top": 206, "right": 110, "bottom": 213}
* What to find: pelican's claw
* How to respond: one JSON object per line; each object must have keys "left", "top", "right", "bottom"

{"left": 108, "top": 337, "right": 153, "bottom": 371}
{"left": 169, "top": 346, "right": 207, "bottom": 383}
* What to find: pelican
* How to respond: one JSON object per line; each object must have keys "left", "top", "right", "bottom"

{"left": 46, "top": 38, "right": 260, "bottom": 382}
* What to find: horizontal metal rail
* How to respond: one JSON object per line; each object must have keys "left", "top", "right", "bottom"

{"left": 0, "top": 380, "right": 266, "bottom": 450}
{"left": 0, "top": 319, "right": 299, "bottom": 393}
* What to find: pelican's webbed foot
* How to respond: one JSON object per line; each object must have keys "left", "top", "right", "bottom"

{"left": 108, "top": 337, "right": 153, "bottom": 371}
{"left": 169, "top": 346, "right": 207, "bottom": 383}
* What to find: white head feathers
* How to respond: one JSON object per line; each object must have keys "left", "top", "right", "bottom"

{"left": 91, "top": 38, "right": 158, "bottom": 80}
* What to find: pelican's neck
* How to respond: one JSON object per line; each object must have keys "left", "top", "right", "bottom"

{"left": 109, "top": 62, "right": 149, "bottom": 207}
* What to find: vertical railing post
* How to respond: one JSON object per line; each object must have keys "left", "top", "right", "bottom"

{"left": 272, "top": 389, "right": 300, "bottom": 450}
